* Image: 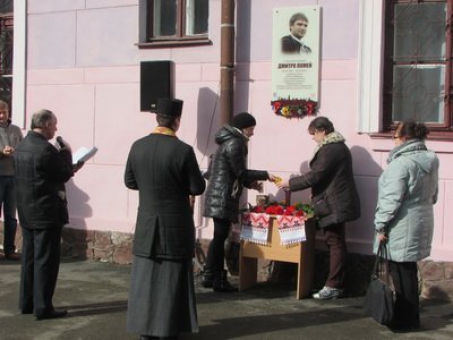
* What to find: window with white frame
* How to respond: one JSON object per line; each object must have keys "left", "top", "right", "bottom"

{"left": 359, "top": 0, "right": 453, "bottom": 139}
{"left": 383, "top": 0, "right": 452, "bottom": 136}
{"left": 138, "top": 0, "right": 210, "bottom": 48}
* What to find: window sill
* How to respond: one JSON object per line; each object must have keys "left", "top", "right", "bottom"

{"left": 137, "top": 38, "right": 212, "bottom": 49}
{"left": 368, "top": 132, "right": 453, "bottom": 154}
{"left": 369, "top": 131, "right": 453, "bottom": 141}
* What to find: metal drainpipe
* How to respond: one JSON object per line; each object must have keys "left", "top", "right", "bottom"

{"left": 220, "top": 0, "right": 235, "bottom": 127}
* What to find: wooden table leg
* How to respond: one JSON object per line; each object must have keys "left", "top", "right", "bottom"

{"left": 297, "top": 251, "right": 312, "bottom": 299}
{"left": 296, "top": 219, "right": 316, "bottom": 299}
{"left": 239, "top": 256, "right": 258, "bottom": 291}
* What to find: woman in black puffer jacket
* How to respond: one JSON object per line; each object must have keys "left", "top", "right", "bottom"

{"left": 203, "top": 112, "right": 274, "bottom": 292}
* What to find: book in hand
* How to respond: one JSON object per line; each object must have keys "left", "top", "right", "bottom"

{"left": 72, "top": 146, "right": 98, "bottom": 165}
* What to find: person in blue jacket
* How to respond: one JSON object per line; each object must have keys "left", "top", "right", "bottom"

{"left": 374, "top": 121, "right": 439, "bottom": 331}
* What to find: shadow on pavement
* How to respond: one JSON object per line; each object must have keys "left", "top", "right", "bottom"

{"left": 63, "top": 300, "right": 128, "bottom": 317}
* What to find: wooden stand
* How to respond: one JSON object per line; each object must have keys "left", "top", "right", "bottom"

{"left": 239, "top": 218, "right": 316, "bottom": 299}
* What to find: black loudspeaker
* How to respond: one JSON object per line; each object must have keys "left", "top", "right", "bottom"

{"left": 140, "top": 60, "right": 174, "bottom": 112}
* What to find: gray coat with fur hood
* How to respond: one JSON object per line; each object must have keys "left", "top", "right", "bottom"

{"left": 374, "top": 139, "right": 439, "bottom": 262}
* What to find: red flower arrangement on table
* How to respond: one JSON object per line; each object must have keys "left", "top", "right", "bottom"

{"left": 241, "top": 201, "right": 314, "bottom": 245}
{"left": 250, "top": 202, "right": 314, "bottom": 219}
{"left": 270, "top": 99, "right": 318, "bottom": 119}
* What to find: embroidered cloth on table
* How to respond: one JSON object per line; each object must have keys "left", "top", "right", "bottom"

{"left": 275, "top": 215, "right": 306, "bottom": 245}
{"left": 240, "top": 213, "right": 271, "bottom": 245}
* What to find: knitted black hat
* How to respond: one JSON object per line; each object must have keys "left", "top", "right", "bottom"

{"left": 156, "top": 98, "right": 183, "bottom": 117}
{"left": 232, "top": 112, "right": 256, "bottom": 129}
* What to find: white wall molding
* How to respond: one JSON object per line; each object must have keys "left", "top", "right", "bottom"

{"left": 12, "top": 0, "right": 27, "bottom": 128}
{"left": 357, "top": 0, "right": 385, "bottom": 133}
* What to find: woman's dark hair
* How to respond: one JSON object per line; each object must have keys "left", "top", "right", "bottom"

{"left": 396, "top": 121, "right": 429, "bottom": 141}
{"left": 156, "top": 113, "right": 178, "bottom": 128}
{"left": 308, "top": 116, "right": 335, "bottom": 135}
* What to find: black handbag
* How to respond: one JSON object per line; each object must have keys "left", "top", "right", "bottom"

{"left": 363, "top": 242, "right": 395, "bottom": 325}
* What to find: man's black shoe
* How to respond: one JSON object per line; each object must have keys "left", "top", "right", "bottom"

{"left": 201, "top": 269, "right": 214, "bottom": 288}
{"left": 20, "top": 308, "right": 33, "bottom": 315}
{"left": 5, "top": 253, "right": 20, "bottom": 261}
{"left": 212, "top": 270, "right": 238, "bottom": 293}
{"left": 35, "top": 309, "right": 68, "bottom": 321}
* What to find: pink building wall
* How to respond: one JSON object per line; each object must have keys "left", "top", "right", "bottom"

{"left": 20, "top": 0, "right": 452, "bottom": 261}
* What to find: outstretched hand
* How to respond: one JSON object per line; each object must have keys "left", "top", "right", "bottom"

{"left": 250, "top": 181, "right": 263, "bottom": 192}
{"left": 275, "top": 178, "right": 290, "bottom": 189}
{"left": 267, "top": 174, "right": 280, "bottom": 182}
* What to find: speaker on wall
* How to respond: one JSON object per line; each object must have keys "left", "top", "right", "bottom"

{"left": 140, "top": 60, "right": 174, "bottom": 112}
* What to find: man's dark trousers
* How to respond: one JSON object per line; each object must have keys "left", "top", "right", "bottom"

{"left": 19, "top": 226, "right": 62, "bottom": 315}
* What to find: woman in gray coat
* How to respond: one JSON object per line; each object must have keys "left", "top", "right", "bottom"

{"left": 374, "top": 121, "right": 439, "bottom": 331}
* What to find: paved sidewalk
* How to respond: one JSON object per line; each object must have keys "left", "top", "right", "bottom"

{"left": 0, "top": 258, "right": 452, "bottom": 340}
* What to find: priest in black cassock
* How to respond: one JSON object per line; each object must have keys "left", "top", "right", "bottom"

{"left": 124, "top": 98, "right": 206, "bottom": 340}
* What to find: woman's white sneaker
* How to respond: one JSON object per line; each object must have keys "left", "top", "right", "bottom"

{"left": 312, "top": 286, "right": 343, "bottom": 299}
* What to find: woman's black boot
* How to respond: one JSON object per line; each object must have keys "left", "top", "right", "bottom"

{"left": 213, "top": 270, "right": 238, "bottom": 292}
{"left": 201, "top": 268, "right": 214, "bottom": 288}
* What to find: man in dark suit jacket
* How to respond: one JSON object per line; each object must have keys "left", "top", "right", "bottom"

{"left": 281, "top": 12, "right": 312, "bottom": 54}
{"left": 125, "top": 98, "right": 205, "bottom": 340}
{"left": 15, "top": 109, "right": 80, "bottom": 320}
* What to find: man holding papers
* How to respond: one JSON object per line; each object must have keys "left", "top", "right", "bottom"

{"left": 72, "top": 146, "right": 98, "bottom": 164}
{"left": 14, "top": 109, "right": 83, "bottom": 320}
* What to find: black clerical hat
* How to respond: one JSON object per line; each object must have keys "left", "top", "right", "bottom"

{"left": 156, "top": 98, "right": 183, "bottom": 117}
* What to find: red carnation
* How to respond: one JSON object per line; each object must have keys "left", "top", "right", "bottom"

{"left": 252, "top": 206, "right": 265, "bottom": 213}
{"left": 306, "top": 101, "right": 317, "bottom": 116}
{"left": 272, "top": 101, "right": 282, "bottom": 113}
{"left": 284, "top": 206, "right": 296, "bottom": 215}
{"left": 265, "top": 204, "right": 284, "bottom": 215}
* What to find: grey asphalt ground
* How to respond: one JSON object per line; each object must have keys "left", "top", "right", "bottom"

{"left": 1, "top": 258, "right": 452, "bottom": 340}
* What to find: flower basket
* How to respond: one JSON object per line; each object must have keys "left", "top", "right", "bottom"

{"left": 240, "top": 201, "right": 314, "bottom": 245}
{"left": 239, "top": 212, "right": 271, "bottom": 245}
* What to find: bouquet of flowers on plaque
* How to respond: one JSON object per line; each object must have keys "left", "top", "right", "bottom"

{"left": 271, "top": 99, "right": 318, "bottom": 119}
{"left": 240, "top": 198, "right": 314, "bottom": 246}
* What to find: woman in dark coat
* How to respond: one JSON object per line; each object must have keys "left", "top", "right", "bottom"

{"left": 278, "top": 116, "right": 360, "bottom": 299}
{"left": 125, "top": 99, "right": 206, "bottom": 340}
{"left": 203, "top": 112, "right": 276, "bottom": 292}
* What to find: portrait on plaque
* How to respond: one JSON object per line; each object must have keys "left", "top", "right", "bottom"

{"left": 272, "top": 7, "right": 321, "bottom": 118}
